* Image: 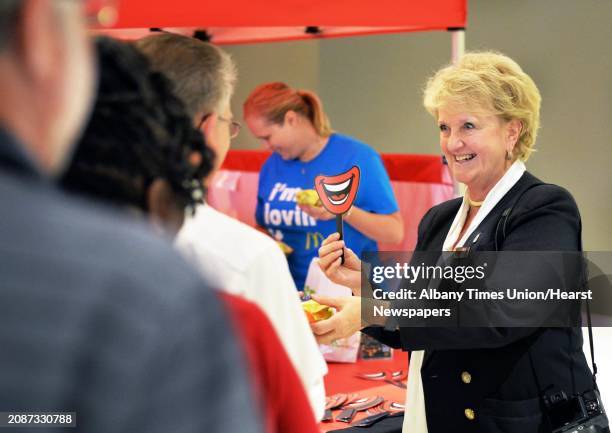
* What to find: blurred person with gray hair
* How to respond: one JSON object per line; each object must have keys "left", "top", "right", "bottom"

{"left": 0, "top": 2, "right": 263, "bottom": 432}
{"left": 137, "top": 33, "right": 328, "bottom": 421}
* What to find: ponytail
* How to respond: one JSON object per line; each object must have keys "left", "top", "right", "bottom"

{"left": 296, "top": 90, "right": 332, "bottom": 137}
{"left": 244, "top": 82, "right": 332, "bottom": 137}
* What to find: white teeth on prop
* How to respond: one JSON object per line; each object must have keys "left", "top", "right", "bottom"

{"left": 324, "top": 178, "right": 351, "bottom": 192}
{"left": 323, "top": 178, "right": 352, "bottom": 205}
{"left": 328, "top": 195, "right": 349, "bottom": 205}
{"left": 455, "top": 154, "right": 476, "bottom": 161}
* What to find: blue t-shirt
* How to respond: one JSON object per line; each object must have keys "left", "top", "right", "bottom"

{"left": 256, "top": 133, "right": 399, "bottom": 290}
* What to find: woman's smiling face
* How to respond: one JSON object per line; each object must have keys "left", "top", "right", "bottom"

{"left": 438, "top": 107, "right": 519, "bottom": 200}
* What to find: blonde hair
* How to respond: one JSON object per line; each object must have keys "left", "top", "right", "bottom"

{"left": 423, "top": 51, "right": 541, "bottom": 161}
{"left": 243, "top": 82, "right": 332, "bottom": 137}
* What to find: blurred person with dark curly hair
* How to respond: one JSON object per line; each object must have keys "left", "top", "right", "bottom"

{"left": 61, "top": 37, "right": 214, "bottom": 235}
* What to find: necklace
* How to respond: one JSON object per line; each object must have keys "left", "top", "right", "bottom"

{"left": 467, "top": 192, "right": 484, "bottom": 207}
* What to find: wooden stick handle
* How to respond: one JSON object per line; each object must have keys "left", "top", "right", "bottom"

{"left": 336, "top": 214, "right": 344, "bottom": 264}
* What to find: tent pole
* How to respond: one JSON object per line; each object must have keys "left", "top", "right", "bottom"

{"left": 449, "top": 28, "right": 466, "bottom": 196}
{"left": 451, "top": 28, "right": 465, "bottom": 64}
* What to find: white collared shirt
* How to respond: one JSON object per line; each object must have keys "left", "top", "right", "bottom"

{"left": 443, "top": 160, "right": 526, "bottom": 251}
{"left": 175, "top": 203, "right": 328, "bottom": 420}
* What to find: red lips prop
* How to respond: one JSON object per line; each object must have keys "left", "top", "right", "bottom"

{"left": 313, "top": 166, "right": 360, "bottom": 265}
{"left": 314, "top": 166, "right": 360, "bottom": 215}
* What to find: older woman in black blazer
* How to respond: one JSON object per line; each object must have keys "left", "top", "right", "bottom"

{"left": 313, "top": 52, "right": 599, "bottom": 432}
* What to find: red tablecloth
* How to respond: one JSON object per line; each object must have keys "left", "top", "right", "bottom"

{"left": 320, "top": 351, "right": 409, "bottom": 432}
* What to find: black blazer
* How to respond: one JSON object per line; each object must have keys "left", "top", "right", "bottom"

{"left": 367, "top": 171, "right": 593, "bottom": 433}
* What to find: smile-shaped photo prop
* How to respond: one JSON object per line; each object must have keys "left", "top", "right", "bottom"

{"left": 314, "top": 166, "right": 360, "bottom": 264}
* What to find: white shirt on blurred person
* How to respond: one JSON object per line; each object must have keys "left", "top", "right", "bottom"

{"left": 175, "top": 203, "right": 328, "bottom": 420}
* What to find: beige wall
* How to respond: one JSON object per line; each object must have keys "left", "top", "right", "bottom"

{"left": 224, "top": 0, "right": 612, "bottom": 250}
{"left": 227, "top": 40, "right": 320, "bottom": 134}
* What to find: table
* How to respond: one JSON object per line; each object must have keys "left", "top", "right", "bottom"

{"left": 320, "top": 351, "right": 410, "bottom": 432}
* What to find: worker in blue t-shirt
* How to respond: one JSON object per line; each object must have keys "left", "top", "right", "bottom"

{"left": 244, "top": 82, "right": 403, "bottom": 291}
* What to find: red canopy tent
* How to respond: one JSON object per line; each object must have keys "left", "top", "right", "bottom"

{"left": 97, "top": 0, "right": 466, "bottom": 250}
{"left": 100, "top": 0, "right": 466, "bottom": 44}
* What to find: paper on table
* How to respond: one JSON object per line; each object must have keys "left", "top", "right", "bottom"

{"left": 305, "top": 258, "right": 360, "bottom": 363}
